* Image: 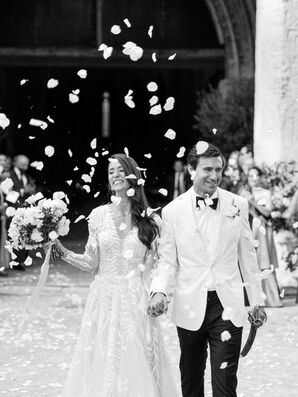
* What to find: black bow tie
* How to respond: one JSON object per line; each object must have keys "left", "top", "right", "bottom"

{"left": 196, "top": 196, "right": 219, "bottom": 210}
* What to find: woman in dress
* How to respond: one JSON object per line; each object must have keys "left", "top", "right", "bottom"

{"left": 49, "top": 153, "right": 179, "bottom": 397}
{"left": 241, "top": 166, "right": 282, "bottom": 307}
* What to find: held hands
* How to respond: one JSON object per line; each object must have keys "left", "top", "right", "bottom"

{"left": 147, "top": 292, "right": 168, "bottom": 317}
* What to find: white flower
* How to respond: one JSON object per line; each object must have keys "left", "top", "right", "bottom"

{"left": 49, "top": 231, "right": 58, "bottom": 240}
{"left": 126, "top": 188, "right": 135, "bottom": 197}
{"left": 31, "top": 229, "right": 43, "bottom": 243}
{"left": 58, "top": 217, "right": 70, "bottom": 236}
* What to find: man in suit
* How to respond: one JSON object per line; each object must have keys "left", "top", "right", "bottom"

{"left": 148, "top": 142, "right": 266, "bottom": 397}
{"left": 7, "top": 155, "right": 36, "bottom": 270}
{"left": 166, "top": 159, "right": 192, "bottom": 202}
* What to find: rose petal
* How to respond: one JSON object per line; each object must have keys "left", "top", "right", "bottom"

{"left": 74, "top": 215, "right": 86, "bottom": 223}
{"left": 111, "top": 25, "right": 121, "bottom": 35}
{"left": 81, "top": 174, "right": 92, "bottom": 183}
{"left": 196, "top": 141, "right": 209, "bottom": 155}
{"left": 164, "top": 129, "right": 176, "bottom": 140}
{"left": 148, "top": 25, "right": 154, "bottom": 38}
{"left": 126, "top": 188, "right": 135, "bottom": 197}
{"left": 168, "top": 53, "right": 176, "bottom": 60}
{"left": 77, "top": 69, "right": 87, "bottom": 79}
{"left": 47, "top": 79, "right": 59, "bottom": 89}
{"left": 103, "top": 47, "right": 113, "bottom": 59}
{"left": 163, "top": 97, "right": 175, "bottom": 111}
{"left": 45, "top": 146, "right": 55, "bottom": 157}
{"left": 69, "top": 93, "right": 79, "bottom": 103}
{"left": 86, "top": 157, "right": 97, "bottom": 166}
{"left": 123, "top": 18, "right": 131, "bottom": 28}
{"left": 158, "top": 188, "right": 168, "bottom": 196}
{"left": 152, "top": 52, "right": 157, "bottom": 62}
{"left": 147, "top": 82, "right": 158, "bottom": 92}
{"left": 149, "top": 104, "right": 162, "bottom": 115}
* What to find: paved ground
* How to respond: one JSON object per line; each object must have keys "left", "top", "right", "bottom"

{"left": 1, "top": 261, "right": 298, "bottom": 397}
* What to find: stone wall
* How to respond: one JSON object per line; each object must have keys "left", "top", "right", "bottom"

{"left": 254, "top": 0, "right": 298, "bottom": 164}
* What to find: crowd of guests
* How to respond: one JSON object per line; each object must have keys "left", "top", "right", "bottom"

{"left": 0, "top": 154, "right": 36, "bottom": 277}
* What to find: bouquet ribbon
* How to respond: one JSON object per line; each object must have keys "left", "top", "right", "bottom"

{"left": 18, "top": 243, "right": 53, "bottom": 334}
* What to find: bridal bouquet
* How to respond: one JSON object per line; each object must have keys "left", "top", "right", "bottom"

{"left": 7, "top": 192, "right": 69, "bottom": 252}
{"left": 6, "top": 192, "right": 70, "bottom": 331}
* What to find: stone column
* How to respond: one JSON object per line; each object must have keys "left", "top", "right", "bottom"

{"left": 254, "top": 0, "right": 298, "bottom": 164}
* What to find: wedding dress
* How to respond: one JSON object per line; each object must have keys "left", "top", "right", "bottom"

{"left": 60, "top": 204, "right": 179, "bottom": 397}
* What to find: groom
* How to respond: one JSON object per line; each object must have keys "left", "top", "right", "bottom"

{"left": 148, "top": 142, "right": 266, "bottom": 397}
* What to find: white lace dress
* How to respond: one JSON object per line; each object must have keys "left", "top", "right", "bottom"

{"left": 60, "top": 204, "right": 179, "bottom": 397}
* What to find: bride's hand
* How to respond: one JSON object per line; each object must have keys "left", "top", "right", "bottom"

{"left": 43, "top": 240, "right": 64, "bottom": 262}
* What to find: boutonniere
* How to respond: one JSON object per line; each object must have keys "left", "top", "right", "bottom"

{"left": 225, "top": 199, "right": 240, "bottom": 218}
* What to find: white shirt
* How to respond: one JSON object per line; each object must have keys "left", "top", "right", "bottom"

{"left": 14, "top": 167, "right": 28, "bottom": 187}
{"left": 191, "top": 188, "right": 220, "bottom": 291}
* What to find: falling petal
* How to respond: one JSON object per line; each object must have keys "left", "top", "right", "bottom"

{"left": 0, "top": 177, "right": 13, "bottom": 191}
{"left": 212, "top": 128, "right": 217, "bottom": 135}
{"left": 68, "top": 149, "right": 73, "bottom": 157}
{"left": 168, "top": 53, "right": 176, "bottom": 60}
{"left": 137, "top": 178, "right": 145, "bottom": 186}
{"left": 221, "top": 331, "right": 231, "bottom": 342}
{"left": 102, "top": 150, "right": 109, "bottom": 156}
{"left": 69, "top": 93, "right": 79, "bottom": 103}
{"left": 94, "top": 191, "right": 100, "bottom": 198}
{"left": 0, "top": 113, "right": 10, "bottom": 129}
{"left": 149, "top": 104, "right": 162, "bottom": 115}
{"left": 149, "top": 96, "right": 159, "bottom": 106}
{"left": 47, "top": 115, "right": 54, "bottom": 123}
{"left": 126, "top": 188, "right": 135, "bottom": 197}
{"left": 77, "top": 69, "right": 87, "bottom": 79}
{"left": 147, "top": 82, "right": 158, "bottom": 92}
{"left": 163, "top": 97, "right": 175, "bottom": 111}
{"left": 196, "top": 141, "right": 209, "bottom": 155}
{"left": 111, "top": 25, "right": 121, "bottom": 35}
{"left": 82, "top": 185, "right": 91, "bottom": 193}
{"left": 111, "top": 195, "right": 121, "bottom": 206}
{"left": 74, "top": 215, "right": 86, "bottom": 223}
{"left": 47, "top": 78, "right": 59, "bottom": 89}
{"left": 66, "top": 180, "right": 72, "bottom": 185}
{"left": 45, "top": 146, "right": 55, "bottom": 157}
{"left": 24, "top": 257, "right": 33, "bottom": 267}
{"left": 148, "top": 25, "right": 154, "bottom": 38}
{"left": 152, "top": 52, "right": 157, "bottom": 62}
{"left": 98, "top": 43, "right": 108, "bottom": 51}
{"left": 31, "top": 161, "right": 44, "bottom": 171}
{"left": 220, "top": 362, "right": 228, "bottom": 369}
{"left": 125, "top": 174, "right": 137, "bottom": 179}
{"left": 129, "top": 46, "right": 143, "bottom": 61}
{"left": 90, "top": 138, "right": 97, "bottom": 149}
{"left": 144, "top": 153, "right": 152, "bottom": 159}
{"left": 36, "top": 252, "right": 42, "bottom": 258}
{"left": 86, "top": 157, "right": 97, "bottom": 166}
{"left": 6, "top": 206, "right": 16, "bottom": 217}
{"left": 74, "top": 166, "right": 79, "bottom": 171}
{"left": 123, "top": 18, "right": 131, "bottom": 27}
{"left": 164, "top": 129, "right": 176, "bottom": 140}
{"left": 20, "top": 79, "right": 28, "bottom": 85}
{"left": 103, "top": 46, "right": 113, "bottom": 59}
{"left": 29, "top": 118, "right": 48, "bottom": 130}
{"left": 124, "top": 147, "right": 129, "bottom": 157}
{"left": 81, "top": 174, "right": 92, "bottom": 183}
{"left": 158, "top": 188, "right": 168, "bottom": 196}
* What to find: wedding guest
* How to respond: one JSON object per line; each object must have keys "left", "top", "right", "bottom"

{"left": 239, "top": 145, "right": 255, "bottom": 176}
{"left": 7, "top": 155, "right": 36, "bottom": 271}
{"left": 241, "top": 166, "right": 282, "bottom": 307}
{"left": 165, "top": 159, "right": 192, "bottom": 202}
{"left": 0, "top": 186, "right": 9, "bottom": 277}
{"left": 47, "top": 153, "right": 179, "bottom": 396}
{"left": 220, "top": 151, "right": 244, "bottom": 194}
{"left": 0, "top": 154, "right": 10, "bottom": 181}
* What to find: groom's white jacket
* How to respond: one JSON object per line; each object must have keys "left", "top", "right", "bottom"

{"left": 150, "top": 187, "right": 265, "bottom": 331}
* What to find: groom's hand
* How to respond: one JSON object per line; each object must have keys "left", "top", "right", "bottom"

{"left": 147, "top": 293, "right": 168, "bottom": 317}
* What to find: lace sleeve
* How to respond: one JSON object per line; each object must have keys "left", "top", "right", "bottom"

{"left": 58, "top": 208, "right": 100, "bottom": 273}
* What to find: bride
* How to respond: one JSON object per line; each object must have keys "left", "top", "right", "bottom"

{"left": 49, "top": 153, "right": 179, "bottom": 397}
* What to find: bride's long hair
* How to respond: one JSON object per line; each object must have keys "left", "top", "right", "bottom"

{"left": 108, "top": 153, "right": 159, "bottom": 249}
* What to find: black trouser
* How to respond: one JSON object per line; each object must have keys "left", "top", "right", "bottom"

{"left": 177, "top": 291, "right": 243, "bottom": 397}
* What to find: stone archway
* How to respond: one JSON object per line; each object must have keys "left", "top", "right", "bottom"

{"left": 204, "top": 0, "right": 256, "bottom": 78}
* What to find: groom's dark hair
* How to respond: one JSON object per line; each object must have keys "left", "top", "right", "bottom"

{"left": 187, "top": 142, "right": 226, "bottom": 170}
